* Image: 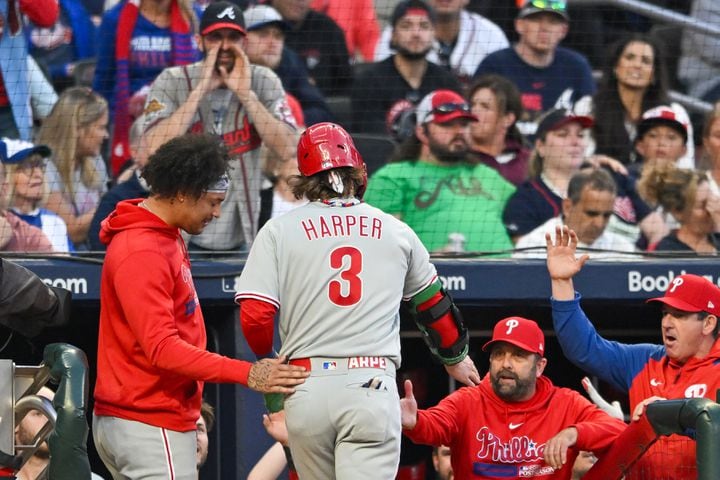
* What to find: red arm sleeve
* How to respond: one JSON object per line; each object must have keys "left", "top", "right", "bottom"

{"left": 20, "top": 0, "right": 58, "bottom": 28}
{"left": 114, "top": 251, "right": 252, "bottom": 385}
{"left": 417, "top": 291, "right": 459, "bottom": 348}
{"left": 239, "top": 298, "right": 278, "bottom": 357}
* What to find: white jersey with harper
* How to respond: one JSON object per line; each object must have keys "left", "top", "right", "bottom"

{"left": 235, "top": 201, "right": 437, "bottom": 367}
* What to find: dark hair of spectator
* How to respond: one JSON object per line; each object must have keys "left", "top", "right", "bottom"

{"left": 390, "top": 129, "right": 423, "bottom": 163}
{"left": 567, "top": 167, "right": 617, "bottom": 203}
{"left": 593, "top": 34, "right": 669, "bottom": 163}
{"left": 200, "top": 401, "right": 215, "bottom": 432}
{"left": 467, "top": 74, "right": 525, "bottom": 146}
{"left": 142, "top": 133, "right": 230, "bottom": 200}
{"left": 289, "top": 167, "right": 365, "bottom": 201}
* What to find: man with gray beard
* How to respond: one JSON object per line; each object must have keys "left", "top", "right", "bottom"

{"left": 400, "top": 317, "right": 626, "bottom": 479}
{"left": 364, "top": 89, "right": 515, "bottom": 254}
{"left": 350, "top": 0, "right": 461, "bottom": 134}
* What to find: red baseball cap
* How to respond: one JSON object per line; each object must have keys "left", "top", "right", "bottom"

{"left": 482, "top": 317, "right": 545, "bottom": 356}
{"left": 646, "top": 274, "right": 720, "bottom": 316}
{"left": 415, "top": 90, "right": 478, "bottom": 125}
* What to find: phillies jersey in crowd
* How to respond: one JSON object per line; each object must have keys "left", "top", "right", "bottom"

{"left": 143, "top": 63, "right": 297, "bottom": 249}
{"left": 552, "top": 294, "right": 720, "bottom": 479}
{"left": 235, "top": 200, "right": 436, "bottom": 366}
{"left": 404, "top": 375, "right": 625, "bottom": 479}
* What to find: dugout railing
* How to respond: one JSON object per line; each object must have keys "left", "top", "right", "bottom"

{"left": 0, "top": 343, "right": 92, "bottom": 480}
{"left": 584, "top": 396, "right": 720, "bottom": 480}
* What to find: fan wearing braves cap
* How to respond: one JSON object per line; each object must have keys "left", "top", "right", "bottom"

{"left": 548, "top": 225, "right": 720, "bottom": 479}
{"left": 364, "top": 89, "right": 516, "bottom": 254}
{"left": 142, "top": 0, "right": 298, "bottom": 251}
{"left": 235, "top": 122, "right": 480, "bottom": 479}
{"left": 0, "top": 139, "right": 54, "bottom": 252}
{"left": 401, "top": 316, "right": 626, "bottom": 479}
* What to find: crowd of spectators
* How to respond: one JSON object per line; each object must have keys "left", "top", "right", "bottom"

{"left": 2, "top": 0, "right": 717, "bottom": 257}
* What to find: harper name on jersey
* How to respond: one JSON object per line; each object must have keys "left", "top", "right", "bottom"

{"left": 300, "top": 214, "right": 383, "bottom": 241}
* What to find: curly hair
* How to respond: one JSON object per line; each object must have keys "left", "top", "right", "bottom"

{"left": 289, "top": 167, "right": 365, "bottom": 201}
{"left": 637, "top": 164, "right": 705, "bottom": 215}
{"left": 142, "top": 133, "right": 230, "bottom": 199}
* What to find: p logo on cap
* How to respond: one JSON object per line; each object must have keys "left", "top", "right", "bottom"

{"left": 482, "top": 317, "right": 545, "bottom": 356}
{"left": 647, "top": 274, "right": 720, "bottom": 316}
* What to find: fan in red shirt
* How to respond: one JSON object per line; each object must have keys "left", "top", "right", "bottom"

{"left": 401, "top": 316, "right": 626, "bottom": 479}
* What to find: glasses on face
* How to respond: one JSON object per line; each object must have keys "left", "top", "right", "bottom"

{"left": 17, "top": 158, "right": 47, "bottom": 174}
{"left": 431, "top": 103, "right": 472, "bottom": 115}
{"left": 527, "top": 0, "right": 567, "bottom": 10}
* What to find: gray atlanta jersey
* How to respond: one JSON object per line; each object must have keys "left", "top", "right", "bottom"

{"left": 234, "top": 201, "right": 437, "bottom": 367}
{"left": 143, "top": 62, "right": 297, "bottom": 249}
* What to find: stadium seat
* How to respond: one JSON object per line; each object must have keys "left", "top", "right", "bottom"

{"left": 649, "top": 24, "right": 684, "bottom": 92}
{"left": 325, "top": 95, "right": 353, "bottom": 130}
{"left": 351, "top": 133, "right": 396, "bottom": 176}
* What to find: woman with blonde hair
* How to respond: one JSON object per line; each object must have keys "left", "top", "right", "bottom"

{"left": 37, "top": 87, "right": 109, "bottom": 249}
{"left": 639, "top": 164, "right": 720, "bottom": 253}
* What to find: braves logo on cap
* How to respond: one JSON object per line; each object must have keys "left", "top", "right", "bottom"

{"left": 217, "top": 6, "right": 235, "bottom": 19}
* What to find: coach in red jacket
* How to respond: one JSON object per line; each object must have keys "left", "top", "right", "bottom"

{"left": 401, "top": 316, "right": 626, "bottom": 479}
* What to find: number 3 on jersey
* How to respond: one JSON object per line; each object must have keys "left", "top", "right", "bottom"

{"left": 329, "top": 246, "right": 362, "bottom": 306}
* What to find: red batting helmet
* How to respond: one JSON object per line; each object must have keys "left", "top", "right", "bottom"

{"left": 297, "top": 122, "right": 367, "bottom": 197}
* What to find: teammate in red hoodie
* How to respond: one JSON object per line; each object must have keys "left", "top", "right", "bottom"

{"left": 401, "top": 317, "right": 626, "bottom": 479}
{"left": 93, "top": 133, "right": 308, "bottom": 479}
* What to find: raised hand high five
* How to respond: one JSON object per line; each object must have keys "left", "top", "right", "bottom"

{"left": 546, "top": 225, "right": 589, "bottom": 301}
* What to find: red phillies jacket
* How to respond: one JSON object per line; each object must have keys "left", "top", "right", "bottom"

{"left": 404, "top": 375, "right": 626, "bottom": 479}
{"left": 94, "top": 199, "right": 251, "bottom": 431}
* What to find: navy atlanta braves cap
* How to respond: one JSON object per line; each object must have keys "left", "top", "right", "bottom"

{"left": 200, "top": 1, "right": 246, "bottom": 36}
{"left": 0, "top": 138, "right": 51, "bottom": 165}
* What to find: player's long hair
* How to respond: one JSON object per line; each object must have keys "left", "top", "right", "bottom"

{"left": 290, "top": 167, "right": 365, "bottom": 201}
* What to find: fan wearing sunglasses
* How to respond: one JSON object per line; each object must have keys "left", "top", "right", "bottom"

{"left": 473, "top": 0, "right": 595, "bottom": 135}
{"left": 364, "top": 89, "right": 516, "bottom": 255}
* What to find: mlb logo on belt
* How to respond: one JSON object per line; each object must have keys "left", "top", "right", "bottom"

{"left": 348, "top": 356, "right": 387, "bottom": 369}
{"left": 322, "top": 361, "right": 337, "bottom": 370}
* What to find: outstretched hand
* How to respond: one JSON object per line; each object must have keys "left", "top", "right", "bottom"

{"left": 444, "top": 356, "right": 481, "bottom": 386}
{"left": 545, "top": 225, "right": 589, "bottom": 282}
{"left": 262, "top": 410, "right": 289, "bottom": 446}
{"left": 400, "top": 380, "right": 418, "bottom": 430}
{"left": 248, "top": 355, "right": 309, "bottom": 394}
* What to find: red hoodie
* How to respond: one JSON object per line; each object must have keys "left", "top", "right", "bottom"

{"left": 404, "top": 375, "right": 626, "bottom": 479}
{"left": 94, "top": 199, "right": 251, "bottom": 431}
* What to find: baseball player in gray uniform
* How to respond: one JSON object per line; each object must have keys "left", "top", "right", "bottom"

{"left": 235, "top": 122, "right": 481, "bottom": 479}
{"left": 142, "top": 1, "right": 298, "bottom": 250}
